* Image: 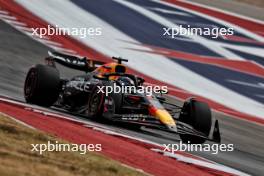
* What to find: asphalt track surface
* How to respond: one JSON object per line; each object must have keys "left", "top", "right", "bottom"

{"left": 0, "top": 19, "right": 264, "bottom": 176}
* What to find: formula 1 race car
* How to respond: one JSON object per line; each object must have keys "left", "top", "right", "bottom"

{"left": 24, "top": 51, "right": 221, "bottom": 144}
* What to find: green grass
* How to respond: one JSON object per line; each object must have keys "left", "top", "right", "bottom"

{"left": 0, "top": 113, "right": 146, "bottom": 176}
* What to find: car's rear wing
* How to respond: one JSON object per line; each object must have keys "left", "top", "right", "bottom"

{"left": 46, "top": 51, "right": 105, "bottom": 72}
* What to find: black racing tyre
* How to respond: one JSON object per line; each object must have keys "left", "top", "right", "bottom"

{"left": 24, "top": 64, "right": 60, "bottom": 107}
{"left": 179, "top": 98, "right": 212, "bottom": 144}
{"left": 86, "top": 85, "right": 105, "bottom": 119}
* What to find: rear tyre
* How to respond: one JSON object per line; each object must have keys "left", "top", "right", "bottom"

{"left": 179, "top": 98, "right": 212, "bottom": 144}
{"left": 24, "top": 64, "right": 60, "bottom": 107}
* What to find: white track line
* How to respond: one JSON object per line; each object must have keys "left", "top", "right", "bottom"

{"left": 2, "top": 19, "right": 27, "bottom": 26}
{"left": 35, "top": 38, "right": 63, "bottom": 47}
{"left": 0, "top": 14, "right": 16, "bottom": 20}
{"left": 149, "top": 7, "right": 192, "bottom": 16}
{"left": 0, "top": 10, "right": 9, "bottom": 15}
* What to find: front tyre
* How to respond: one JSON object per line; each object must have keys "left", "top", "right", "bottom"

{"left": 179, "top": 98, "right": 212, "bottom": 144}
{"left": 24, "top": 64, "right": 60, "bottom": 107}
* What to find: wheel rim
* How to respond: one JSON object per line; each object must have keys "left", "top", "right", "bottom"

{"left": 24, "top": 69, "right": 37, "bottom": 98}
{"left": 88, "top": 93, "right": 101, "bottom": 115}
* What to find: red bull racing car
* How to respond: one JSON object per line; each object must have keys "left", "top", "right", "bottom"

{"left": 24, "top": 51, "right": 221, "bottom": 144}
